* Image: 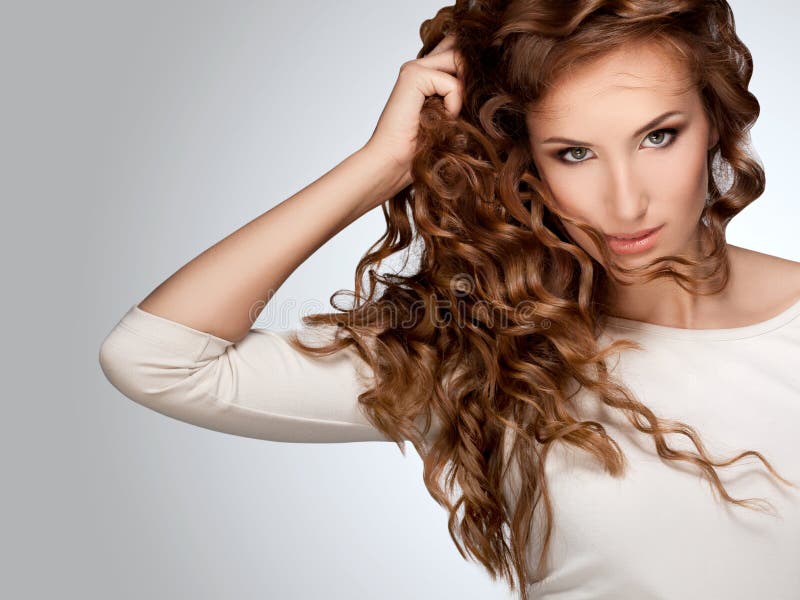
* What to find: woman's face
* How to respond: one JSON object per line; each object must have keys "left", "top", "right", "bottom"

{"left": 526, "top": 42, "right": 719, "bottom": 269}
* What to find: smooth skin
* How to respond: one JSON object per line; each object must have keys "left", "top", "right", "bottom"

{"left": 137, "top": 35, "right": 800, "bottom": 341}
{"left": 526, "top": 40, "right": 800, "bottom": 329}
{"left": 136, "top": 35, "right": 465, "bottom": 341}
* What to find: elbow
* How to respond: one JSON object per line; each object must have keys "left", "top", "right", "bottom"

{"left": 97, "top": 328, "right": 195, "bottom": 405}
{"left": 98, "top": 324, "right": 232, "bottom": 417}
{"left": 98, "top": 331, "right": 152, "bottom": 403}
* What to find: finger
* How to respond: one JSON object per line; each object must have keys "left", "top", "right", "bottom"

{"left": 424, "top": 33, "right": 456, "bottom": 57}
{"left": 417, "top": 47, "right": 464, "bottom": 80}
{"left": 415, "top": 68, "right": 463, "bottom": 118}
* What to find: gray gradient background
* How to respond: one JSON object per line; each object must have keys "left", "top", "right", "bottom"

{"left": 4, "top": 1, "right": 797, "bottom": 599}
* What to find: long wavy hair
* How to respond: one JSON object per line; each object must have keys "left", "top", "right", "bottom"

{"left": 285, "top": 1, "right": 797, "bottom": 597}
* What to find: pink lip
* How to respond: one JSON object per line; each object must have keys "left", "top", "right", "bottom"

{"left": 604, "top": 224, "right": 664, "bottom": 255}
{"left": 605, "top": 225, "right": 661, "bottom": 239}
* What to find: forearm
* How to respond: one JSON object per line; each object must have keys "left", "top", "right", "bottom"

{"left": 136, "top": 146, "right": 407, "bottom": 342}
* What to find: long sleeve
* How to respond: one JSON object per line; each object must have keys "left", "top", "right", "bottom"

{"left": 98, "top": 303, "right": 413, "bottom": 443}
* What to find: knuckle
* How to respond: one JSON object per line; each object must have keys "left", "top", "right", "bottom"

{"left": 399, "top": 59, "right": 419, "bottom": 74}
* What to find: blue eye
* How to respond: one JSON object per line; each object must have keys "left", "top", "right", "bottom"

{"left": 556, "top": 127, "right": 681, "bottom": 165}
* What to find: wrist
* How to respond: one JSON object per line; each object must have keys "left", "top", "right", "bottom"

{"left": 356, "top": 144, "right": 413, "bottom": 201}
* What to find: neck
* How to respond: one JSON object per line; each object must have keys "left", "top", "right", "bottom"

{"left": 604, "top": 230, "right": 732, "bottom": 329}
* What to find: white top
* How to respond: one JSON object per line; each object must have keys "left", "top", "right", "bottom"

{"left": 98, "top": 299, "right": 800, "bottom": 598}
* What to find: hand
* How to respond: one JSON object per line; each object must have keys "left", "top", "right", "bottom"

{"left": 362, "top": 34, "right": 465, "bottom": 191}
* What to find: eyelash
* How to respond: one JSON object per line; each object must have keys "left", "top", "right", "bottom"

{"left": 555, "top": 127, "right": 682, "bottom": 165}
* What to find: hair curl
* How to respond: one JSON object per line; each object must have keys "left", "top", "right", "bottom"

{"left": 286, "top": 1, "right": 797, "bottom": 597}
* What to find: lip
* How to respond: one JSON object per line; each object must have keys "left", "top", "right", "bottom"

{"left": 604, "top": 224, "right": 664, "bottom": 255}
{"left": 605, "top": 225, "right": 661, "bottom": 239}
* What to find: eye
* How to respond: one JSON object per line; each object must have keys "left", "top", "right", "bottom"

{"left": 555, "top": 127, "right": 682, "bottom": 165}
{"left": 557, "top": 146, "right": 593, "bottom": 164}
{"left": 642, "top": 128, "right": 679, "bottom": 148}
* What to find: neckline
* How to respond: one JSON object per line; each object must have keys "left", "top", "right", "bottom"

{"left": 602, "top": 295, "right": 800, "bottom": 341}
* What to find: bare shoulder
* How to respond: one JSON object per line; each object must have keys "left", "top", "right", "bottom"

{"left": 729, "top": 244, "right": 800, "bottom": 281}
{"left": 727, "top": 244, "right": 800, "bottom": 313}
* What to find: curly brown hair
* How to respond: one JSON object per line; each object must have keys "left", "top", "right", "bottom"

{"left": 286, "top": 1, "right": 797, "bottom": 597}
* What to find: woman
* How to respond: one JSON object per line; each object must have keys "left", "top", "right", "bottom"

{"left": 99, "top": 1, "right": 800, "bottom": 598}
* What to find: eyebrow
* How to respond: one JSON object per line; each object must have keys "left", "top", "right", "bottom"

{"left": 541, "top": 110, "right": 686, "bottom": 146}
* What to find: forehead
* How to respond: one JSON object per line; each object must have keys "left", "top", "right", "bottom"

{"left": 527, "top": 43, "right": 696, "bottom": 127}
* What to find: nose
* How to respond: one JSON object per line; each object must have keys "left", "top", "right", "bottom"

{"left": 606, "top": 160, "right": 648, "bottom": 222}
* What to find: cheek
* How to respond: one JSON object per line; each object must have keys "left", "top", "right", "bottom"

{"left": 540, "top": 172, "right": 603, "bottom": 252}
{"left": 531, "top": 159, "right": 606, "bottom": 255}
{"left": 645, "top": 138, "right": 709, "bottom": 213}
{"left": 534, "top": 161, "right": 591, "bottom": 219}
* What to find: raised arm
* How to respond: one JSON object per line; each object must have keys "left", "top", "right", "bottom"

{"left": 98, "top": 147, "right": 411, "bottom": 444}
{"left": 129, "top": 32, "right": 462, "bottom": 342}
{"left": 98, "top": 302, "right": 397, "bottom": 443}
{"left": 134, "top": 147, "right": 409, "bottom": 343}
{"left": 98, "top": 36, "right": 462, "bottom": 443}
